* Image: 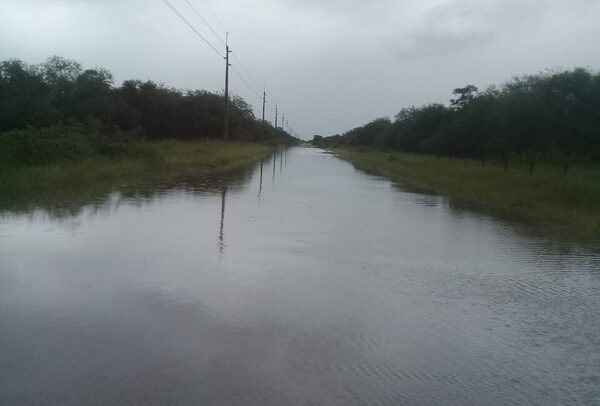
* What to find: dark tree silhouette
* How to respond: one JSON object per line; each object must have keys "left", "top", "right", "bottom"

{"left": 0, "top": 56, "right": 298, "bottom": 146}
{"left": 316, "top": 69, "right": 600, "bottom": 163}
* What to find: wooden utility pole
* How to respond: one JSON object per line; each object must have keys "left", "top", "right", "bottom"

{"left": 281, "top": 113, "right": 285, "bottom": 130}
{"left": 223, "top": 33, "right": 232, "bottom": 142}
{"left": 261, "top": 89, "right": 267, "bottom": 140}
{"left": 275, "top": 105, "right": 278, "bottom": 128}
{"left": 262, "top": 89, "right": 267, "bottom": 125}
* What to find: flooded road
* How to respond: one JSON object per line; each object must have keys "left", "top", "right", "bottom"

{"left": 1, "top": 147, "right": 599, "bottom": 405}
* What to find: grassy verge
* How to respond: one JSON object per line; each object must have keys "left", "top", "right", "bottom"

{"left": 0, "top": 140, "right": 270, "bottom": 209}
{"left": 335, "top": 148, "right": 600, "bottom": 242}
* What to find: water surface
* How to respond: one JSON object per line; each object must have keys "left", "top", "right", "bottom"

{"left": 1, "top": 147, "right": 599, "bottom": 405}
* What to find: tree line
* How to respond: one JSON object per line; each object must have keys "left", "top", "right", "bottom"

{"left": 315, "top": 68, "right": 600, "bottom": 165}
{"left": 0, "top": 56, "right": 296, "bottom": 144}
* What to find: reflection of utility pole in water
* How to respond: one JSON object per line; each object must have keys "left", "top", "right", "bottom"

{"left": 259, "top": 159, "right": 264, "bottom": 195}
{"left": 272, "top": 150, "right": 276, "bottom": 181}
{"left": 280, "top": 149, "right": 283, "bottom": 173}
{"left": 218, "top": 185, "right": 227, "bottom": 255}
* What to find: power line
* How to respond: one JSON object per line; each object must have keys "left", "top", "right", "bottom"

{"left": 231, "top": 65, "right": 262, "bottom": 99}
{"left": 232, "top": 53, "right": 258, "bottom": 84}
{"left": 180, "top": 1, "right": 278, "bottom": 110}
{"left": 231, "top": 51, "right": 262, "bottom": 92}
{"left": 162, "top": 0, "right": 296, "bottom": 134}
{"left": 197, "top": 0, "right": 229, "bottom": 32}
{"left": 161, "top": 0, "right": 224, "bottom": 58}
{"left": 186, "top": 0, "right": 263, "bottom": 93}
{"left": 182, "top": 0, "right": 226, "bottom": 46}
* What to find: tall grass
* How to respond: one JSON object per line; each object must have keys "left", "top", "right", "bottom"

{"left": 0, "top": 133, "right": 269, "bottom": 208}
{"left": 336, "top": 149, "right": 600, "bottom": 241}
{"left": 157, "top": 139, "right": 269, "bottom": 173}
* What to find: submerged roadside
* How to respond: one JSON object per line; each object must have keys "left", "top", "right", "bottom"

{"left": 335, "top": 148, "right": 600, "bottom": 243}
{"left": 0, "top": 140, "right": 271, "bottom": 210}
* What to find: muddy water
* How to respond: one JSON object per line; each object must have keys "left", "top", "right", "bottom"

{"left": 1, "top": 147, "right": 599, "bottom": 405}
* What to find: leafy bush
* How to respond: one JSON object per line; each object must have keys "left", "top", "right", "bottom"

{"left": 92, "top": 128, "right": 156, "bottom": 160}
{"left": 0, "top": 124, "right": 90, "bottom": 166}
{"left": 0, "top": 56, "right": 299, "bottom": 145}
{"left": 318, "top": 68, "right": 600, "bottom": 163}
{"left": 0, "top": 122, "right": 152, "bottom": 167}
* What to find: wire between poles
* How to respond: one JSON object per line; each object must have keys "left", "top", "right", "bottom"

{"left": 231, "top": 52, "right": 263, "bottom": 92}
{"left": 185, "top": 1, "right": 263, "bottom": 93}
{"left": 162, "top": 0, "right": 224, "bottom": 58}
{"left": 182, "top": 0, "right": 226, "bottom": 46}
{"left": 162, "top": 0, "right": 294, "bottom": 133}
{"left": 198, "top": 0, "right": 229, "bottom": 32}
{"left": 231, "top": 66, "right": 263, "bottom": 99}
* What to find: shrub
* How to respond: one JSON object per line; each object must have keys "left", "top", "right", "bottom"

{"left": 0, "top": 122, "right": 152, "bottom": 167}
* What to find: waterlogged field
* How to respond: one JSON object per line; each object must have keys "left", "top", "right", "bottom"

{"left": 1, "top": 147, "right": 599, "bottom": 405}
{"left": 336, "top": 149, "right": 600, "bottom": 241}
{"left": 0, "top": 140, "right": 269, "bottom": 210}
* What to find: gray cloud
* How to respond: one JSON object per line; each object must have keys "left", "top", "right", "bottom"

{"left": 1, "top": 0, "right": 600, "bottom": 138}
{"left": 385, "top": 0, "right": 554, "bottom": 58}
{"left": 275, "top": 0, "right": 392, "bottom": 13}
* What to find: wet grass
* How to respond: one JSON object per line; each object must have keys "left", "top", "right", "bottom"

{"left": 335, "top": 149, "right": 600, "bottom": 242}
{"left": 0, "top": 140, "right": 269, "bottom": 209}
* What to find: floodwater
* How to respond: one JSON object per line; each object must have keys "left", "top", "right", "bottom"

{"left": 1, "top": 147, "right": 599, "bottom": 405}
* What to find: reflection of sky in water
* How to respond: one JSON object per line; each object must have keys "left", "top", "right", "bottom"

{"left": 1, "top": 147, "right": 599, "bottom": 405}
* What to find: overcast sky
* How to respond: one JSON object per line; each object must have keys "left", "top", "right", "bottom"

{"left": 1, "top": 0, "right": 599, "bottom": 139}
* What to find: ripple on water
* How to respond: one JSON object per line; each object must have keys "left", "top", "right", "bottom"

{"left": 1, "top": 148, "right": 600, "bottom": 406}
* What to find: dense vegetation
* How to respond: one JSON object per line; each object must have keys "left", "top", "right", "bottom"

{"left": 317, "top": 69, "right": 600, "bottom": 167}
{"left": 0, "top": 56, "right": 296, "bottom": 166}
{"left": 0, "top": 122, "right": 152, "bottom": 167}
{"left": 336, "top": 149, "right": 600, "bottom": 241}
{"left": 0, "top": 139, "right": 269, "bottom": 211}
